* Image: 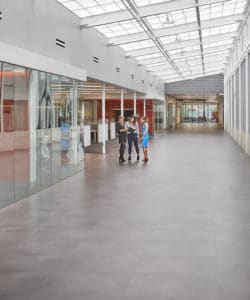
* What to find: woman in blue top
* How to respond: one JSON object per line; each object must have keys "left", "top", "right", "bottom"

{"left": 140, "top": 116, "right": 149, "bottom": 163}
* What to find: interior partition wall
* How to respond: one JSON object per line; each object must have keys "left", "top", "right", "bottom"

{"left": 224, "top": 11, "right": 250, "bottom": 155}
{"left": 0, "top": 61, "right": 84, "bottom": 209}
{"left": 154, "top": 100, "right": 165, "bottom": 132}
{"left": 248, "top": 52, "right": 250, "bottom": 136}
{"left": 235, "top": 68, "right": 240, "bottom": 134}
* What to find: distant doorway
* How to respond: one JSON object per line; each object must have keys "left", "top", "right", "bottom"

{"left": 181, "top": 103, "right": 218, "bottom": 123}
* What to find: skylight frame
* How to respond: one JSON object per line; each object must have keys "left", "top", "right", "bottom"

{"left": 56, "top": 0, "right": 249, "bottom": 83}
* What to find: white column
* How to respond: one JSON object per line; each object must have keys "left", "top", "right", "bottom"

{"left": 133, "top": 91, "right": 137, "bottom": 115}
{"left": 121, "top": 88, "right": 124, "bottom": 117}
{"left": 102, "top": 83, "right": 106, "bottom": 154}
{"left": 143, "top": 98, "right": 146, "bottom": 116}
{"left": 246, "top": 53, "right": 249, "bottom": 154}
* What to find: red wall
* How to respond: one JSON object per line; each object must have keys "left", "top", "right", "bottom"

{"left": 97, "top": 99, "right": 154, "bottom": 134}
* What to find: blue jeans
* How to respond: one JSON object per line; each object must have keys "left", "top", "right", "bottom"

{"left": 127, "top": 133, "right": 139, "bottom": 155}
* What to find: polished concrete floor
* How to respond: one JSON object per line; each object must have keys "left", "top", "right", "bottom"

{"left": 1, "top": 124, "right": 250, "bottom": 300}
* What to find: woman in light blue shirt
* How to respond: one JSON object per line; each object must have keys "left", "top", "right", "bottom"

{"left": 140, "top": 116, "right": 149, "bottom": 163}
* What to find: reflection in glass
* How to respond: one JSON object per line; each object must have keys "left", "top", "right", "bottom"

{"left": 181, "top": 103, "right": 218, "bottom": 123}
{"left": 0, "top": 63, "right": 14, "bottom": 207}
{"left": 154, "top": 100, "right": 165, "bottom": 132}
{"left": 14, "top": 66, "right": 30, "bottom": 201}
{"left": 0, "top": 60, "right": 84, "bottom": 210}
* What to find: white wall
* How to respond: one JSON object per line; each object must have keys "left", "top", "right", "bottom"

{"left": 166, "top": 74, "right": 224, "bottom": 94}
{"left": 224, "top": 6, "right": 250, "bottom": 155}
{"left": 0, "top": 0, "right": 164, "bottom": 98}
{"left": 80, "top": 23, "right": 164, "bottom": 98}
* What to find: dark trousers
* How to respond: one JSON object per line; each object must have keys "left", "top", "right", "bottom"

{"left": 128, "top": 133, "right": 139, "bottom": 155}
{"left": 119, "top": 142, "right": 126, "bottom": 159}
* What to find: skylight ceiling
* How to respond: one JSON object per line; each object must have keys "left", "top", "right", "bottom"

{"left": 57, "top": 0, "right": 248, "bottom": 83}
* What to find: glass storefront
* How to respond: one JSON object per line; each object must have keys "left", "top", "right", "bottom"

{"left": 181, "top": 103, "right": 218, "bottom": 123}
{"left": 0, "top": 61, "right": 83, "bottom": 209}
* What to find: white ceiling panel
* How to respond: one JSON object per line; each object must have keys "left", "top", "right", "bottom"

{"left": 57, "top": 0, "right": 248, "bottom": 82}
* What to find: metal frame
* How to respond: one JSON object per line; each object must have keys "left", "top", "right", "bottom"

{"left": 58, "top": 0, "right": 248, "bottom": 83}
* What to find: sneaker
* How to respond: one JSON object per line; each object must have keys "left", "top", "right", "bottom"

{"left": 128, "top": 155, "right": 131, "bottom": 161}
{"left": 137, "top": 155, "right": 140, "bottom": 161}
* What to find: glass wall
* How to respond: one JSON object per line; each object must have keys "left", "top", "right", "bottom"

{"left": 167, "top": 102, "right": 176, "bottom": 127}
{"left": 235, "top": 68, "right": 240, "bottom": 130}
{"left": 241, "top": 59, "right": 246, "bottom": 133}
{"left": 0, "top": 61, "right": 83, "bottom": 209}
{"left": 229, "top": 78, "right": 232, "bottom": 129}
{"left": 181, "top": 103, "right": 218, "bottom": 123}
{"left": 154, "top": 100, "right": 165, "bottom": 131}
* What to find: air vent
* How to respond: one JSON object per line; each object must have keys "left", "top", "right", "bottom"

{"left": 131, "top": 74, "right": 134, "bottom": 79}
{"left": 115, "top": 67, "right": 120, "bottom": 73}
{"left": 56, "top": 38, "right": 65, "bottom": 48}
{"left": 0, "top": 11, "right": 2, "bottom": 20}
{"left": 93, "top": 56, "right": 99, "bottom": 63}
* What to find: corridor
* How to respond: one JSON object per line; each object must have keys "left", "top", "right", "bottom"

{"left": 1, "top": 125, "right": 250, "bottom": 300}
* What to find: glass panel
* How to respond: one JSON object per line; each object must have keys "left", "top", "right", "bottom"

{"left": 181, "top": 103, "right": 218, "bottom": 123}
{"left": 241, "top": 59, "right": 246, "bottom": 133}
{"left": 29, "top": 70, "right": 41, "bottom": 195}
{"left": 51, "top": 74, "right": 62, "bottom": 184}
{"left": 0, "top": 60, "right": 84, "bottom": 209}
{"left": 14, "top": 66, "right": 30, "bottom": 201}
{"left": 38, "top": 72, "right": 52, "bottom": 189}
{"left": 60, "top": 77, "right": 74, "bottom": 179}
{"left": 235, "top": 68, "right": 240, "bottom": 130}
{"left": 154, "top": 100, "right": 165, "bottom": 131}
{"left": 0, "top": 63, "right": 15, "bottom": 208}
{"left": 192, "top": 104, "right": 198, "bottom": 122}
{"left": 77, "top": 81, "right": 84, "bottom": 173}
{"left": 229, "top": 78, "right": 232, "bottom": 128}
{"left": 232, "top": 74, "right": 235, "bottom": 126}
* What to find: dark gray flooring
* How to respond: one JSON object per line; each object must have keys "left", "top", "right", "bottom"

{"left": 1, "top": 124, "right": 250, "bottom": 300}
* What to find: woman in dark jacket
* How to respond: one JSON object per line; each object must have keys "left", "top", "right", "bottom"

{"left": 117, "top": 115, "right": 127, "bottom": 163}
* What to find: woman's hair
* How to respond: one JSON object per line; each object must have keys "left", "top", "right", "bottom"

{"left": 119, "top": 115, "right": 124, "bottom": 120}
{"left": 142, "top": 116, "right": 148, "bottom": 122}
{"left": 130, "top": 115, "right": 136, "bottom": 124}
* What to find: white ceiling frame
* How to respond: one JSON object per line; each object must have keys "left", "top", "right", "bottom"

{"left": 176, "top": 52, "right": 229, "bottom": 64}
{"left": 120, "top": 0, "right": 184, "bottom": 78}
{"left": 162, "top": 68, "right": 224, "bottom": 80}
{"left": 139, "top": 45, "right": 230, "bottom": 65}
{"left": 108, "top": 14, "right": 243, "bottom": 45}
{"left": 126, "top": 32, "right": 235, "bottom": 57}
{"left": 80, "top": 0, "right": 230, "bottom": 28}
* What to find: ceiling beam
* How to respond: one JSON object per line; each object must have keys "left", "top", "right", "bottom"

{"left": 195, "top": 0, "right": 205, "bottom": 75}
{"left": 80, "top": 0, "right": 229, "bottom": 28}
{"left": 108, "top": 14, "right": 242, "bottom": 45}
{"left": 162, "top": 68, "right": 224, "bottom": 81}
{"left": 120, "top": 0, "right": 184, "bottom": 78}
{"left": 126, "top": 32, "right": 235, "bottom": 57}
{"left": 139, "top": 45, "right": 229, "bottom": 65}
